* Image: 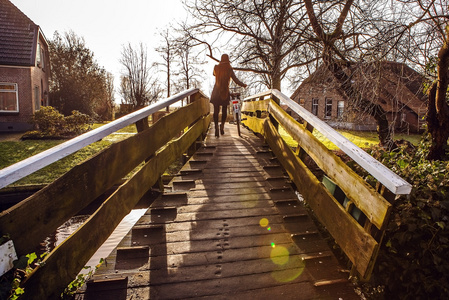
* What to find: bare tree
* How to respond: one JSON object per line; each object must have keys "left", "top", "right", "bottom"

{"left": 119, "top": 42, "right": 161, "bottom": 109}
{"left": 155, "top": 28, "right": 177, "bottom": 111}
{"left": 302, "top": 0, "right": 406, "bottom": 149}
{"left": 174, "top": 24, "right": 206, "bottom": 92}
{"left": 408, "top": 1, "right": 449, "bottom": 160}
{"left": 369, "top": 0, "right": 449, "bottom": 159}
{"left": 156, "top": 28, "right": 176, "bottom": 100}
{"left": 155, "top": 23, "right": 207, "bottom": 106}
{"left": 184, "top": 0, "right": 315, "bottom": 91}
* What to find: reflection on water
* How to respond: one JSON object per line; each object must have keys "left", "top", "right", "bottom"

{"left": 40, "top": 215, "right": 90, "bottom": 253}
{"left": 40, "top": 208, "right": 148, "bottom": 273}
{"left": 85, "top": 208, "right": 147, "bottom": 270}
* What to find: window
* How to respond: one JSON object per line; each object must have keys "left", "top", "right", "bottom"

{"left": 337, "top": 101, "right": 344, "bottom": 118}
{"left": 401, "top": 112, "right": 407, "bottom": 122}
{"left": 34, "top": 86, "right": 40, "bottom": 111}
{"left": 36, "top": 44, "right": 41, "bottom": 65}
{"left": 36, "top": 43, "right": 46, "bottom": 70}
{"left": 325, "top": 98, "right": 332, "bottom": 119}
{"left": 312, "top": 98, "right": 318, "bottom": 116}
{"left": 0, "top": 83, "right": 19, "bottom": 112}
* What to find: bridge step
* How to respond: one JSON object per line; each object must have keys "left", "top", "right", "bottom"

{"left": 172, "top": 179, "right": 196, "bottom": 191}
{"left": 84, "top": 277, "right": 128, "bottom": 300}
{"left": 115, "top": 246, "right": 150, "bottom": 270}
{"left": 79, "top": 123, "right": 357, "bottom": 299}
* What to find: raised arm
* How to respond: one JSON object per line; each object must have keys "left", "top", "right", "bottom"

{"left": 230, "top": 68, "right": 247, "bottom": 88}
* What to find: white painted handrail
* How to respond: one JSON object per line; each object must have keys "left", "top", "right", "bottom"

{"left": 0, "top": 88, "right": 200, "bottom": 189}
{"left": 245, "top": 89, "right": 412, "bottom": 195}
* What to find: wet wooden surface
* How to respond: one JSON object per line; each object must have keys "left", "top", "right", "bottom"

{"left": 77, "top": 123, "right": 359, "bottom": 299}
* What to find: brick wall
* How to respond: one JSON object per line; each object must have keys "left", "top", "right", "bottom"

{"left": 0, "top": 36, "right": 50, "bottom": 132}
{"left": 0, "top": 66, "right": 33, "bottom": 131}
{"left": 291, "top": 81, "right": 378, "bottom": 129}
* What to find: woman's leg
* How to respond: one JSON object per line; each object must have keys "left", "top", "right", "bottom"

{"left": 213, "top": 103, "right": 220, "bottom": 137}
{"left": 220, "top": 105, "right": 228, "bottom": 135}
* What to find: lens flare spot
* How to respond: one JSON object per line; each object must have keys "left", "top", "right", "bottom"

{"left": 271, "top": 253, "right": 306, "bottom": 283}
{"left": 270, "top": 245, "right": 289, "bottom": 265}
{"left": 271, "top": 263, "right": 305, "bottom": 283}
{"left": 240, "top": 190, "right": 257, "bottom": 208}
{"left": 271, "top": 242, "right": 276, "bottom": 248}
{"left": 267, "top": 227, "right": 271, "bottom": 231}
{"left": 259, "top": 218, "right": 269, "bottom": 227}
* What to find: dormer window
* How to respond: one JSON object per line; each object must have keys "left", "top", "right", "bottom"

{"left": 36, "top": 43, "right": 45, "bottom": 70}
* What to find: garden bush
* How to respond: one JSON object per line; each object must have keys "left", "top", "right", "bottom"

{"left": 357, "top": 135, "right": 449, "bottom": 299}
{"left": 26, "top": 106, "right": 91, "bottom": 139}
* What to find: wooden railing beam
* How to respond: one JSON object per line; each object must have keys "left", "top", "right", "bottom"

{"left": 0, "top": 88, "right": 200, "bottom": 189}
{"left": 245, "top": 89, "right": 412, "bottom": 196}
{"left": 0, "top": 92, "right": 209, "bottom": 256}
{"left": 241, "top": 89, "right": 412, "bottom": 281}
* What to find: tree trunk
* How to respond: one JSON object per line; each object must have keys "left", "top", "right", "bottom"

{"left": 272, "top": 72, "right": 281, "bottom": 91}
{"left": 426, "top": 28, "right": 449, "bottom": 160}
{"left": 427, "top": 82, "right": 449, "bottom": 160}
{"left": 325, "top": 58, "right": 396, "bottom": 149}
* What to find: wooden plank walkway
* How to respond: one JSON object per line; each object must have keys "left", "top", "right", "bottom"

{"left": 77, "top": 123, "right": 359, "bottom": 299}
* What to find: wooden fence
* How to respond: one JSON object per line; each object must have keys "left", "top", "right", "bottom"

{"left": 241, "top": 89, "right": 412, "bottom": 281}
{"left": 0, "top": 88, "right": 210, "bottom": 299}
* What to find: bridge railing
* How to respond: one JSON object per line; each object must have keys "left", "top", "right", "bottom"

{"left": 0, "top": 88, "right": 210, "bottom": 299}
{"left": 241, "top": 89, "right": 412, "bottom": 281}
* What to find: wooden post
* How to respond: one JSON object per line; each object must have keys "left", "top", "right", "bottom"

{"left": 376, "top": 182, "right": 397, "bottom": 203}
{"left": 269, "top": 94, "right": 280, "bottom": 131}
{"left": 296, "top": 121, "right": 314, "bottom": 161}
{"left": 135, "top": 117, "right": 149, "bottom": 132}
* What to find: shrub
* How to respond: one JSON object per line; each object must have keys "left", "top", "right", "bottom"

{"left": 361, "top": 135, "right": 449, "bottom": 299}
{"left": 27, "top": 106, "right": 91, "bottom": 139}
{"left": 30, "top": 106, "right": 65, "bottom": 136}
{"left": 64, "top": 110, "right": 90, "bottom": 135}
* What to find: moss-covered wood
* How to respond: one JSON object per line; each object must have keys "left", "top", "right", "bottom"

{"left": 241, "top": 96, "right": 393, "bottom": 279}
{"left": 267, "top": 100, "right": 391, "bottom": 230}
{"left": 262, "top": 119, "right": 378, "bottom": 278}
{"left": 20, "top": 117, "right": 208, "bottom": 299}
{"left": 0, "top": 97, "right": 209, "bottom": 257}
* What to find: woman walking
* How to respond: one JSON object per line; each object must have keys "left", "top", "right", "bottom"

{"left": 210, "top": 54, "right": 247, "bottom": 137}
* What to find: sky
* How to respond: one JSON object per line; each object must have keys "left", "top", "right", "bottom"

{"left": 10, "top": 0, "right": 216, "bottom": 102}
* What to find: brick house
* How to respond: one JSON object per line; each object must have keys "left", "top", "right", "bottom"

{"left": 0, "top": 0, "right": 50, "bottom": 132}
{"left": 290, "top": 61, "right": 427, "bottom": 133}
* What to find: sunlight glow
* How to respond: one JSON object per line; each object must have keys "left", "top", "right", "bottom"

{"left": 270, "top": 245, "right": 289, "bottom": 265}
{"left": 259, "top": 218, "right": 269, "bottom": 227}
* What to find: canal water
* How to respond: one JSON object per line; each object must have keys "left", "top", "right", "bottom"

{"left": 42, "top": 208, "right": 147, "bottom": 272}
{"left": 37, "top": 189, "right": 160, "bottom": 274}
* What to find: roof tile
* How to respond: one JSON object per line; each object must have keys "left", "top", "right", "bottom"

{"left": 0, "top": 0, "right": 38, "bottom": 66}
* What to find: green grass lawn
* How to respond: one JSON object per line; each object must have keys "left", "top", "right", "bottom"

{"left": 0, "top": 124, "right": 137, "bottom": 187}
{"left": 278, "top": 126, "right": 422, "bottom": 150}
{"left": 1, "top": 123, "right": 423, "bottom": 187}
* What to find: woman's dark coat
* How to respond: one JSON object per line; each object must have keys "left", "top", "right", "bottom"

{"left": 210, "top": 59, "right": 246, "bottom": 106}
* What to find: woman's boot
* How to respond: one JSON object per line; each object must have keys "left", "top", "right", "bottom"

{"left": 215, "top": 122, "right": 219, "bottom": 137}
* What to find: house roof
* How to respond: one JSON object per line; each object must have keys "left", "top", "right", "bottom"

{"left": 0, "top": 0, "right": 39, "bottom": 66}
{"left": 291, "top": 61, "right": 427, "bottom": 114}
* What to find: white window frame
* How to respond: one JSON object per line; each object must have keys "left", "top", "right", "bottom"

{"left": 34, "top": 85, "right": 40, "bottom": 111}
{"left": 37, "top": 43, "right": 46, "bottom": 70}
{"left": 312, "top": 98, "right": 318, "bottom": 116}
{"left": 325, "top": 98, "right": 332, "bottom": 119}
{"left": 0, "top": 83, "right": 19, "bottom": 113}
{"left": 337, "top": 100, "right": 344, "bottom": 118}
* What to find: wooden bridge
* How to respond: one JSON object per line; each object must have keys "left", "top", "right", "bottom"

{"left": 0, "top": 89, "right": 411, "bottom": 299}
